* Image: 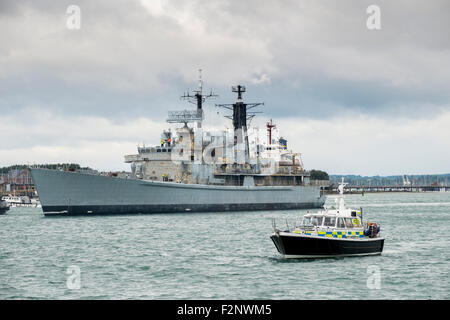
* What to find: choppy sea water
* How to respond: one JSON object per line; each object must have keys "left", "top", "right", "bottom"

{"left": 1, "top": 192, "right": 449, "bottom": 300}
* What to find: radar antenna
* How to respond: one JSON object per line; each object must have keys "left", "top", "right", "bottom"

{"left": 180, "top": 69, "right": 218, "bottom": 112}
{"left": 167, "top": 69, "right": 218, "bottom": 126}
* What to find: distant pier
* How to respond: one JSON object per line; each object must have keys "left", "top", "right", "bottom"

{"left": 324, "top": 185, "right": 450, "bottom": 194}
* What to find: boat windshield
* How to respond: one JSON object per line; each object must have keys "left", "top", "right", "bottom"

{"left": 302, "top": 216, "right": 323, "bottom": 227}
{"left": 345, "top": 217, "right": 354, "bottom": 228}
{"left": 323, "top": 216, "right": 336, "bottom": 227}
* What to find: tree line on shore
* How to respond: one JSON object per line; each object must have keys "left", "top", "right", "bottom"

{"left": 0, "top": 164, "right": 92, "bottom": 174}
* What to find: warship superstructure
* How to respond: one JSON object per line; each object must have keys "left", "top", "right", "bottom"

{"left": 31, "top": 72, "right": 326, "bottom": 215}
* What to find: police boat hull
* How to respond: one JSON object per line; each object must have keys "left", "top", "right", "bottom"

{"left": 270, "top": 232, "right": 384, "bottom": 259}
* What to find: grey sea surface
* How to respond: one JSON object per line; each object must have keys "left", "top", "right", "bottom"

{"left": 1, "top": 192, "right": 449, "bottom": 299}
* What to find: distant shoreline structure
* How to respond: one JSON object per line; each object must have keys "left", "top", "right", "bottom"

{"left": 324, "top": 185, "right": 449, "bottom": 194}
{"left": 330, "top": 174, "right": 450, "bottom": 189}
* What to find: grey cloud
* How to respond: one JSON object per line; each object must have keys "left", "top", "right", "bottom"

{"left": 0, "top": 0, "right": 449, "bottom": 122}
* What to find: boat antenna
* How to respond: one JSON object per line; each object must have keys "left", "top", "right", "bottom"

{"left": 336, "top": 177, "right": 348, "bottom": 211}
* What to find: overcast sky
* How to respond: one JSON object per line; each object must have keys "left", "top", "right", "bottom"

{"left": 1, "top": 0, "right": 449, "bottom": 175}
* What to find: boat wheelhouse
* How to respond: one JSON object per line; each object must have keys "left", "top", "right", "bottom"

{"left": 296, "top": 209, "right": 364, "bottom": 239}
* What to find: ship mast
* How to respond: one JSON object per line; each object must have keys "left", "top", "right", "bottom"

{"left": 266, "top": 119, "right": 276, "bottom": 145}
{"left": 178, "top": 69, "right": 218, "bottom": 128}
{"left": 216, "top": 85, "right": 264, "bottom": 165}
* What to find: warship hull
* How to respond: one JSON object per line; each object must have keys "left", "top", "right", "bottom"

{"left": 31, "top": 169, "right": 326, "bottom": 216}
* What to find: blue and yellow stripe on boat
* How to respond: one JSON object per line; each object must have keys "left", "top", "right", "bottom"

{"left": 332, "top": 231, "right": 347, "bottom": 238}
{"left": 317, "top": 230, "right": 364, "bottom": 238}
{"left": 347, "top": 230, "right": 364, "bottom": 238}
{"left": 294, "top": 230, "right": 313, "bottom": 235}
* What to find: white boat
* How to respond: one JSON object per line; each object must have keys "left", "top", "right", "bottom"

{"left": 271, "top": 178, "right": 384, "bottom": 258}
{"left": 1, "top": 195, "right": 41, "bottom": 208}
{"left": 1, "top": 195, "right": 23, "bottom": 205}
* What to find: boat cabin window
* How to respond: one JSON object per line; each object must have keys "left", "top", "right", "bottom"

{"left": 323, "top": 216, "right": 336, "bottom": 227}
{"left": 302, "top": 216, "right": 323, "bottom": 227}
{"left": 337, "top": 217, "right": 345, "bottom": 228}
{"left": 302, "top": 217, "right": 310, "bottom": 226}
{"left": 344, "top": 217, "right": 354, "bottom": 228}
{"left": 311, "top": 216, "right": 323, "bottom": 227}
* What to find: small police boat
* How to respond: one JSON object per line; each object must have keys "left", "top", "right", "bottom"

{"left": 271, "top": 179, "right": 384, "bottom": 258}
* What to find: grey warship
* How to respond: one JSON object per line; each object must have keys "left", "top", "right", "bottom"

{"left": 31, "top": 73, "right": 326, "bottom": 216}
